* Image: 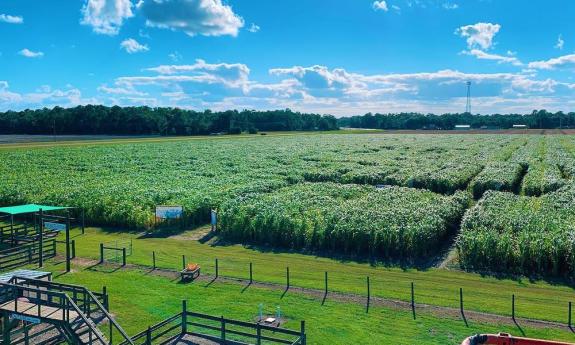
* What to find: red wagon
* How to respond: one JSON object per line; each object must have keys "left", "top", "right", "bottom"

{"left": 461, "top": 333, "right": 575, "bottom": 345}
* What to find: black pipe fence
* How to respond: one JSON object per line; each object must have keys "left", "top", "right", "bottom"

{"left": 104, "top": 246, "right": 575, "bottom": 329}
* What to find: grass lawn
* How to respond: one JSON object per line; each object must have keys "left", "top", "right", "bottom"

{"left": 41, "top": 261, "right": 575, "bottom": 345}
{"left": 58, "top": 227, "right": 575, "bottom": 325}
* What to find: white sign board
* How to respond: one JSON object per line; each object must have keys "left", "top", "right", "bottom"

{"left": 155, "top": 206, "right": 183, "bottom": 219}
{"left": 44, "top": 222, "right": 66, "bottom": 231}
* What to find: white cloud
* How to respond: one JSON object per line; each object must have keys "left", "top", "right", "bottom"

{"left": 528, "top": 54, "right": 575, "bottom": 70}
{"left": 442, "top": 3, "right": 458, "bottom": 10}
{"left": 456, "top": 23, "right": 501, "bottom": 50}
{"left": 462, "top": 49, "right": 522, "bottom": 66}
{"left": 247, "top": 23, "right": 260, "bottom": 33}
{"left": 120, "top": 38, "right": 149, "bottom": 53}
{"left": 168, "top": 51, "right": 183, "bottom": 62}
{"left": 0, "top": 14, "right": 23, "bottom": 24}
{"left": 555, "top": 34, "right": 564, "bottom": 50}
{"left": 18, "top": 49, "right": 44, "bottom": 58}
{"left": 98, "top": 84, "right": 148, "bottom": 96}
{"left": 138, "top": 0, "right": 244, "bottom": 37}
{"left": 81, "top": 0, "right": 134, "bottom": 35}
{"left": 0, "top": 83, "right": 94, "bottom": 111}
{"left": 372, "top": 1, "right": 388, "bottom": 11}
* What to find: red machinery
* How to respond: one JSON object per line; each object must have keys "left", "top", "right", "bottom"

{"left": 461, "top": 333, "right": 575, "bottom": 345}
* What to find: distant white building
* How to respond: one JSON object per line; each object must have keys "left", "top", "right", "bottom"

{"left": 513, "top": 124, "right": 528, "bottom": 129}
{"left": 455, "top": 125, "right": 471, "bottom": 130}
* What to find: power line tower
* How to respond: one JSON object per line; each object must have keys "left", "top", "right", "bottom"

{"left": 465, "top": 81, "right": 472, "bottom": 114}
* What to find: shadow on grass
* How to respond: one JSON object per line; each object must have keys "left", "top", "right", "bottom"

{"left": 86, "top": 263, "right": 122, "bottom": 274}
{"left": 209, "top": 237, "right": 440, "bottom": 271}
{"left": 204, "top": 277, "right": 217, "bottom": 288}
{"left": 241, "top": 282, "right": 252, "bottom": 293}
{"left": 512, "top": 318, "right": 525, "bottom": 336}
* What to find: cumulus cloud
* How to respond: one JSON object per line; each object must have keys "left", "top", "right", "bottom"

{"left": 18, "top": 49, "right": 44, "bottom": 58}
{"left": 0, "top": 83, "right": 94, "bottom": 111}
{"left": 247, "top": 23, "right": 260, "bottom": 33}
{"left": 372, "top": 1, "right": 388, "bottom": 11}
{"left": 456, "top": 23, "right": 501, "bottom": 50}
{"left": 442, "top": 3, "right": 458, "bottom": 10}
{"left": 145, "top": 59, "right": 250, "bottom": 85}
{"left": 0, "top": 14, "right": 23, "bottom": 24}
{"left": 528, "top": 54, "right": 575, "bottom": 70}
{"left": 81, "top": 0, "right": 134, "bottom": 35}
{"left": 138, "top": 0, "right": 244, "bottom": 37}
{"left": 555, "top": 35, "right": 564, "bottom": 50}
{"left": 120, "top": 38, "right": 149, "bottom": 53}
{"left": 462, "top": 49, "right": 522, "bottom": 66}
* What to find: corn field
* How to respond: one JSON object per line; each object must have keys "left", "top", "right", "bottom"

{"left": 1, "top": 134, "right": 575, "bottom": 274}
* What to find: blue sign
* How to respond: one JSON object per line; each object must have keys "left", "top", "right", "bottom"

{"left": 44, "top": 222, "right": 66, "bottom": 231}
{"left": 211, "top": 210, "right": 217, "bottom": 226}
{"left": 10, "top": 314, "right": 41, "bottom": 324}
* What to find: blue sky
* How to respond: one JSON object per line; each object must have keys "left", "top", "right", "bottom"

{"left": 1, "top": 0, "right": 574, "bottom": 116}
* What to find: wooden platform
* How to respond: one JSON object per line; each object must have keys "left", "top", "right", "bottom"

{"left": 0, "top": 300, "right": 77, "bottom": 321}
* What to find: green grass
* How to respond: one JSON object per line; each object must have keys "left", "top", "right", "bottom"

{"left": 60, "top": 227, "right": 575, "bottom": 325}
{"left": 42, "top": 262, "right": 575, "bottom": 345}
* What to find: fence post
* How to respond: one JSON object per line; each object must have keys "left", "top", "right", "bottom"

{"left": 460, "top": 288, "right": 464, "bottom": 315}
{"left": 221, "top": 316, "right": 226, "bottom": 342}
{"left": 215, "top": 258, "right": 219, "bottom": 278}
{"left": 81, "top": 208, "right": 85, "bottom": 235}
{"left": 122, "top": 247, "right": 127, "bottom": 266}
{"left": 103, "top": 286, "right": 109, "bottom": 311}
{"left": 324, "top": 272, "right": 328, "bottom": 296}
{"left": 286, "top": 267, "right": 290, "bottom": 290}
{"left": 512, "top": 294, "right": 515, "bottom": 320}
{"left": 28, "top": 247, "right": 32, "bottom": 264}
{"left": 569, "top": 302, "right": 572, "bottom": 328}
{"left": 71, "top": 240, "right": 76, "bottom": 259}
{"left": 152, "top": 251, "right": 156, "bottom": 269}
{"left": 411, "top": 282, "right": 416, "bottom": 320}
{"left": 300, "top": 320, "right": 306, "bottom": 345}
{"left": 38, "top": 209, "right": 43, "bottom": 268}
{"left": 256, "top": 323, "right": 262, "bottom": 345}
{"left": 182, "top": 255, "right": 186, "bottom": 271}
{"left": 146, "top": 327, "right": 152, "bottom": 345}
{"left": 250, "top": 263, "right": 253, "bottom": 284}
{"left": 99, "top": 243, "right": 104, "bottom": 264}
{"left": 367, "top": 276, "right": 370, "bottom": 311}
{"left": 182, "top": 300, "right": 187, "bottom": 334}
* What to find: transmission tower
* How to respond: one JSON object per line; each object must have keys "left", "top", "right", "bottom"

{"left": 465, "top": 81, "right": 472, "bottom": 114}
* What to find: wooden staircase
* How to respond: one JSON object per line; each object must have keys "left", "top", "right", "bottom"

{"left": 0, "top": 278, "right": 133, "bottom": 345}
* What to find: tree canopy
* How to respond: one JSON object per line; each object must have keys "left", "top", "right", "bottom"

{"left": 338, "top": 110, "right": 575, "bottom": 130}
{"left": 0, "top": 106, "right": 338, "bottom": 135}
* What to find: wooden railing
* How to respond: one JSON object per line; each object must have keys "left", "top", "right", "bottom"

{"left": 121, "top": 301, "right": 306, "bottom": 345}
{"left": 0, "top": 239, "right": 56, "bottom": 270}
{"left": 0, "top": 282, "right": 108, "bottom": 344}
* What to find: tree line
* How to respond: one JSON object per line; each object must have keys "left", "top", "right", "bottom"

{"left": 338, "top": 110, "right": 575, "bottom": 130}
{"left": 0, "top": 105, "right": 338, "bottom": 135}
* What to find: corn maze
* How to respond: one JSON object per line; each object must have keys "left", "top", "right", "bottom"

{"left": 1, "top": 134, "right": 575, "bottom": 276}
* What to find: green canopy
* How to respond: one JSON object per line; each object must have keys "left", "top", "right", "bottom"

{"left": 0, "top": 204, "right": 69, "bottom": 215}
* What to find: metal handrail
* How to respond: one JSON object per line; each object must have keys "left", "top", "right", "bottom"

{"left": 62, "top": 293, "right": 108, "bottom": 344}
{"left": 86, "top": 289, "right": 135, "bottom": 345}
